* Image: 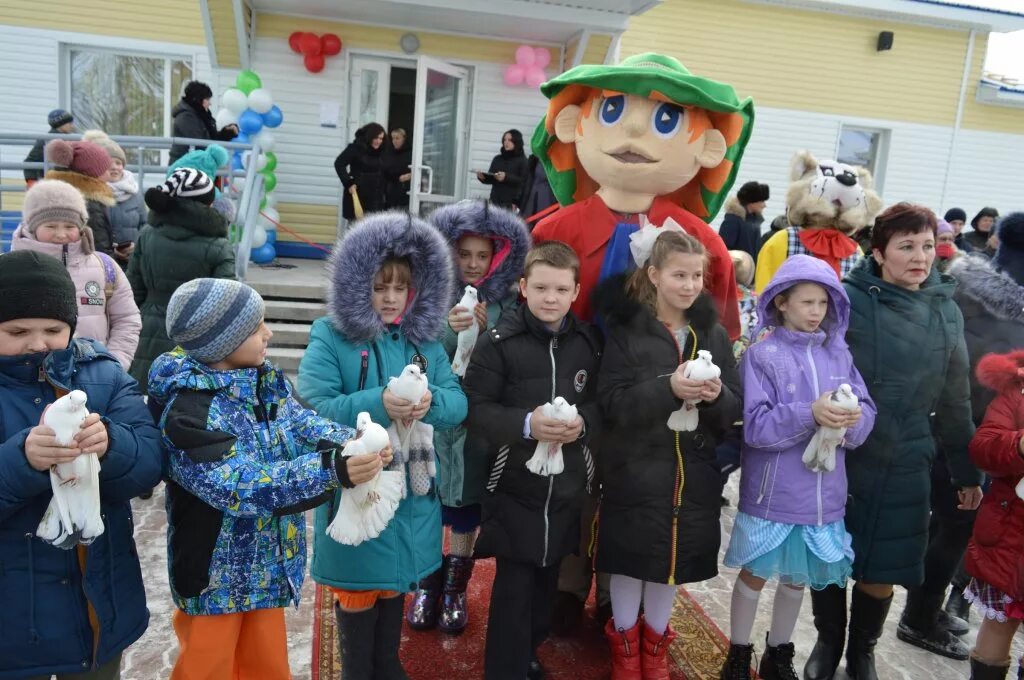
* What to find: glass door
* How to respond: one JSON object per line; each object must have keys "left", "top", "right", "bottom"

{"left": 348, "top": 58, "right": 391, "bottom": 133}
{"left": 410, "top": 56, "right": 469, "bottom": 217}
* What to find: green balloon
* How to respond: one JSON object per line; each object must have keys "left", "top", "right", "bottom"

{"left": 236, "top": 70, "right": 262, "bottom": 94}
{"left": 261, "top": 170, "right": 277, "bottom": 193}
{"left": 259, "top": 196, "right": 267, "bottom": 210}
{"left": 263, "top": 152, "right": 278, "bottom": 173}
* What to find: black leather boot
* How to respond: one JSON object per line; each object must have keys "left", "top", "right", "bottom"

{"left": 897, "top": 588, "right": 969, "bottom": 660}
{"left": 803, "top": 584, "right": 847, "bottom": 680}
{"left": 845, "top": 588, "right": 893, "bottom": 680}
{"left": 719, "top": 642, "right": 755, "bottom": 680}
{"left": 968, "top": 656, "right": 1010, "bottom": 680}
{"left": 374, "top": 596, "right": 410, "bottom": 680}
{"left": 759, "top": 632, "right": 799, "bottom": 680}
{"left": 336, "top": 603, "right": 377, "bottom": 680}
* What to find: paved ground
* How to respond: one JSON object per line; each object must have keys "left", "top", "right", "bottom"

{"left": 119, "top": 476, "right": 1013, "bottom": 679}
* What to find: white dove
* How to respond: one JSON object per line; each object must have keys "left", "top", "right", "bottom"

{"left": 450, "top": 285, "right": 479, "bottom": 378}
{"left": 802, "top": 384, "right": 859, "bottom": 473}
{"left": 525, "top": 397, "right": 579, "bottom": 477}
{"left": 388, "top": 364, "right": 428, "bottom": 404}
{"left": 667, "top": 350, "right": 721, "bottom": 432}
{"left": 327, "top": 412, "right": 404, "bottom": 546}
{"left": 36, "top": 390, "right": 104, "bottom": 548}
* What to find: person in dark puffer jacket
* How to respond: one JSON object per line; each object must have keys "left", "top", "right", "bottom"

{"left": 477, "top": 130, "right": 530, "bottom": 210}
{"left": 463, "top": 241, "right": 602, "bottom": 680}
{"left": 0, "top": 250, "right": 162, "bottom": 680}
{"left": 169, "top": 81, "right": 240, "bottom": 164}
{"left": 43, "top": 139, "right": 117, "bottom": 257}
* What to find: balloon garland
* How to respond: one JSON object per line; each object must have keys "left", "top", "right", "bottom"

{"left": 214, "top": 69, "right": 284, "bottom": 264}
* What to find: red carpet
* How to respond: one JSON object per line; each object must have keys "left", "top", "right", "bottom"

{"left": 312, "top": 557, "right": 734, "bottom": 679}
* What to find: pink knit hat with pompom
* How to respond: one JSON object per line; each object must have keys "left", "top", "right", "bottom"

{"left": 44, "top": 139, "right": 111, "bottom": 179}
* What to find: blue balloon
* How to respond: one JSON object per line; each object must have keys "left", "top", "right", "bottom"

{"left": 265, "top": 228, "right": 277, "bottom": 244}
{"left": 261, "top": 105, "right": 284, "bottom": 129}
{"left": 238, "top": 109, "right": 264, "bottom": 135}
{"left": 233, "top": 132, "right": 249, "bottom": 144}
{"left": 231, "top": 153, "right": 244, "bottom": 171}
{"left": 250, "top": 242, "right": 276, "bottom": 264}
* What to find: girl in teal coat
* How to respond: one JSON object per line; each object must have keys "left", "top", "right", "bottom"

{"left": 298, "top": 211, "right": 467, "bottom": 680}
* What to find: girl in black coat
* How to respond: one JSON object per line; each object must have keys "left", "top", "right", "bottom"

{"left": 595, "top": 230, "right": 741, "bottom": 677}
{"left": 477, "top": 129, "right": 529, "bottom": 210}
{"left": 383, "top": 128, "right": 412, "bottom": 210}
{"left": 334, "top": 122, "right": 388, "bottom": 219}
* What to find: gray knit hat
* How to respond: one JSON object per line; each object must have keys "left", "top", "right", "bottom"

{"left": 23, "top": 179, "right": 89, "bottom": 233}
{"left": 166, "top": 279, "right": 265, "bottom": 363}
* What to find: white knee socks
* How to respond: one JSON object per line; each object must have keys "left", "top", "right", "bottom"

{"left": 767, "top": 584, "right": 804, "bottom": 647}
{"left": 610, "top": 574, "right": 643, "bottom": 630}
{"left": 729, "top": 578, "right": 761, "bottom": 646}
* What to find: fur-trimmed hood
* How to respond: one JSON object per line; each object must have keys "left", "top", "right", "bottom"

{"left": 145, "top": 197, "right": 229, "bottom": 239}
{"left": 976, "top": 350, "right": 1024, "bottom": 394}
{"left": 45, "top": 169, "right": 115, "bottom": 207}
{"left": 949, "top": 254, "right": 1024, "bottom": 325}
{"left": 723, "top": 195, "right": 746, "bottom": 218}
{"left": 593, "top": 272, "right": 718, "bottom": 332}
{"left": 327, "top": 210, "right": 454, "bottom": 345}
{"left": 429, "top": 200, "right": 531, "bottom": 305}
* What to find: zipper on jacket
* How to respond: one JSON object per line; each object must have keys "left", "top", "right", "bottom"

{"left": 805, "top": 341, "right": 824, "bottom": 527}
{"left": 542, "top": 337, "right": 557, "bottom": 566}
{"left": 756, "top": 461, "right": 771, "bottom": 504}
{"left": 666, "top": 331, "right": 690, "bottom": 586}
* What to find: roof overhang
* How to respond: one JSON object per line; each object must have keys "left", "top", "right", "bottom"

{"left": 977, "top": 77, "right": 1024, "bottom": 107}
{"left": 742, "top": 0, "right": 1024, "bottom": 32}
{"left": 249, "top": 0, "right": 661, "bottom": 43}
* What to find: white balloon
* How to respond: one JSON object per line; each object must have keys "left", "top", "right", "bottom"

{"left": 242, "top": 151, "right": 267, "bottom": 171}
{"left": 250, "top": 225, "right": 268, "bottom": 249}
{"left": 215, "top": 108, "right": 238, "bottom": 129}
{"left": 254, "top": 129, "right": 276, "bottom": 152}
{"left": 247, "top": 88, "right": 274, "bottom": 114}
{"left": 221, "top": 88, "right": 248, "bottom": 115}
{"left": 259, "top": 207, "right": 280, "bottom": 230}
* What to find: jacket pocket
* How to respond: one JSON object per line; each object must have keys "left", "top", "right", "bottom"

{"left": 974, "top": 499, "right": 1011, "bottom": 548}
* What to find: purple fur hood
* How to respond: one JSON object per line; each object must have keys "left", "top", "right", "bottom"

{"left": 327, "top": 210, "right": 454, "bottom": 345}
{"left": 429, "top": 200, "right": 531, "bottom": 305}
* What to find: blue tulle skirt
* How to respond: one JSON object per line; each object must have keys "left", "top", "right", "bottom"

{"left": 724, "top": 513, "right": 853, "bottom": 590}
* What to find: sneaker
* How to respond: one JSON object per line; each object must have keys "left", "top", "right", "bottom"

{"left": 896, "top": 618, "right": 969, "bottom": 660}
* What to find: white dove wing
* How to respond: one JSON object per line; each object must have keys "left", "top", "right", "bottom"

{"left": 451, "top": 291, "right": 479, "bottom": 378}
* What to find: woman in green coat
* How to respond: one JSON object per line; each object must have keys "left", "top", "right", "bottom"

{"left": 127, "top": 168, "right": 235, "bottom": 392}
{"left": 804, "top": 203, "right": 984, "bottom": 680}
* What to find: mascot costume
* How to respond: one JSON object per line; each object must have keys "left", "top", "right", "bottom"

{"left": 530, "top": 53, "right": 755, "bottom": 340}
{"left": 755, "top": 150, "right": 883, "bottom": 292}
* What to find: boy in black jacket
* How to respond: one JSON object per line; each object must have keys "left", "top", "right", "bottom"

{"left": 463, "top": 241, "right": 603, "bottom": 680}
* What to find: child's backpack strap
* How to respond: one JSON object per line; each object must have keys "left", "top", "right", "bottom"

{"left": 95, "top": 252, "right": 117, "bottom": 300}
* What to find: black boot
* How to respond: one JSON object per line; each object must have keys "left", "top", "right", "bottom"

{"left": 550, "top": 591, "right": 585, "bottom": 637}
{"left": 373, "top": 596, "right": 410, "bottom": 680}
{"left": 405, "top": 567, "right": 442, "bottom": 630}
{"left": 336, "top": 603, "right": 377, "bottom": 680}
{"left": 804, "top": 584, "right": 847, "bottom": 680}
{"left": 759, "top": 632, "right": 798, "bottom": 680}
{"left": 845, "top": 588, "right": 893, "bottom": 680}
{"left": 946, "top": 584, "right": 972, "bottom": 623}
{"left": 969, "top": 657, "right": 1010, "bottom": 680}
{"left": 897, "top": 588, "right": 969, "bottom": 660}
{"left": 719, "top": 642, "right": 754, "bottom": 680}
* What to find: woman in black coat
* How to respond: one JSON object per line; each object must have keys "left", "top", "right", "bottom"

{"left": 477, "top": 129, "right": 529, "bottom": 210}
{"left": 169, "top": 81, "right": 239, "bottom": 164}
{"left": 383, "top": 127, "right": 412, "bottom": 210}
{"left": 335, "top": 122, "right": 388, "bottom": 219}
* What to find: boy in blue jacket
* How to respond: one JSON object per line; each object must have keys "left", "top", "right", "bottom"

{"left": 0, "top": 250, "right": 162, "bottom": 680}
{"left": 148, "top": 279, "right": 367, "bottom": 680}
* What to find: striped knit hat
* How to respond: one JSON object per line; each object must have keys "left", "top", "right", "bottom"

{"left": 166, "top": 279, "right": 265, "bottom": 363}
{"left": 160, "top": 168, "right": 215, "bottom": 204}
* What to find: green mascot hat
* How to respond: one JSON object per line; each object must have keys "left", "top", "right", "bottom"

{"left": 531, "top": 53, "right": 754, "bottom": 222}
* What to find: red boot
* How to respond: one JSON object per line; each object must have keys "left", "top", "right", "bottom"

{"left": 605, "top": 618, "right": 643, "bottom": 680}
{"left": 641, "top": 622, "right": 677, "bottom": 680}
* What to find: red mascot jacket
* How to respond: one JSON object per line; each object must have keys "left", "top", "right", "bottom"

{"left": 966, "top": 350, "right": 1024, "bottom": 600}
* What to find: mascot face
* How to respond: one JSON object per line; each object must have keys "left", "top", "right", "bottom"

{"left": 786, "top": 151, "right": 883, "bottom": 234}
{"left": 554, "top": 92, "right": 727, "bottom": 201}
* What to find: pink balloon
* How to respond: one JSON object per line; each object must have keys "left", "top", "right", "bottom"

{"left": 514, "top": 45, "right": 536, "bottom": 67}
{"left": 533, "top": 48, "right": 551, "bottom": 69}
{"left": 526, "top": 67, "right": 546, "bottom": 88}
{"left": 504, "top": 64, "right": 525, "bottom": 86}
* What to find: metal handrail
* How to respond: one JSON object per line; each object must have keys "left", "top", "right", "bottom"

{"left": 0, "top": 131, "right": 263, "bottom": 280}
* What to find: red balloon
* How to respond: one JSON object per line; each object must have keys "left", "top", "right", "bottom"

{"left": 321, "top": 33, "right": 342, "bottom": 56}
{"left": 299, "top": 32, "right": 321, "bottom": 56}
{"left": 288, "top": 31, "right": 305, "bottom": 54}
{"left": 304, "top": 53, "right": 326, "bottom": 73}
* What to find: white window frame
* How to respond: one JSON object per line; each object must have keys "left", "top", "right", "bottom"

{"left": 835, "top": 124, "right": 890, "bottom": 194}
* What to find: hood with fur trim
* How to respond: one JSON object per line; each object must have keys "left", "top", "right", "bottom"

{"left": 429, "top": 200, "right": 531, "bottom": 305}
{"left": 723, "top": 195, "right": 746, "bottom": 218}
{"left": 949, "top": 254, "right": 1024, "bottom": 325}
{"left": 45, "top": 169, "right": 115, "bottom": 207}
{"left": 327, "top": 210, "right": 454, "bottom": 345}
{"left": 976, "top": 350, "right": 1024, "bottom": 394}
{"left": 593, "top": 272, "right": 718, "bottom": 332}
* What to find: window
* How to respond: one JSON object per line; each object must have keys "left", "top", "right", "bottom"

{"left": 837, "top": 125, "right": 888, "bottom": 191}
{"left": 66, "top": 47, "right": 193, "bottom": 164}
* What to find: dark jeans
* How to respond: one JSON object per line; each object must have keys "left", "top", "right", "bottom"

{"left": 485, "top": 558, "right": 559, "bottom": 680}
{"left": 25, "top": 653, "right": 122, "bottom": 680}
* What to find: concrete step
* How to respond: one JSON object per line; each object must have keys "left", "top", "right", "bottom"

{"left": 267, "top": 347, "right": 304, "bottom": 373}
{"left": 249, "top": 278, "right": 326, "bottom": 301}
{"left": 264, "top": 299, "right": 325, "bottom": 323}
{"left": 266, "top": 322, "right": 311, "bottom": 347}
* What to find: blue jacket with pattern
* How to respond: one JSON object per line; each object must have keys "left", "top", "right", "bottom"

{"left": 148, "top": 349, "right": 354, "bottom": 616}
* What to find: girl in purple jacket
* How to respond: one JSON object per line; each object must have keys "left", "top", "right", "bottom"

{"left": 719, "top": 255, "right": 877, "bottom": 680}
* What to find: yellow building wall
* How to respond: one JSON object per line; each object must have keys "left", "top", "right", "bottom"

{"left": 276, "top": 202, "right": 338, "bottom": 244}
{"left": 256, "top": 13, "right": 557, "bottom": 66}
{"left": 583, "top": 34, "right": 612, "bottom": 65}
{"left": 0, "top": 0, "right": 204, "bottom": 44}
{"left": 208, "top": 0, "right": 241, "bottom": 69}
{"left": 620, "top": 0, "right": 1023, "bottom": 134}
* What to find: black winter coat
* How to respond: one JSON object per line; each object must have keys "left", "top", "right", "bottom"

{"left": 169, "top": 101, "right": 236, "bottom": 164}
{"left": 480, "top": 151, "right": 529, "bottom": 209}
{"left": 335, "top": 142, "right": 388, "bottom": 219}
{"left": 594, "top": 278, "right": 741, "bottom": 585}
{"left": 383, "top": 145, "right": 412, "bottom": 210}
{"left": 718, "top": 198, "right": 763, "bottom": 261}
{"left": 23, "top": 127, "right": 59, "bottom": 182}
{"left": 464, "top": 305, "right": 604, "bottom": 567}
